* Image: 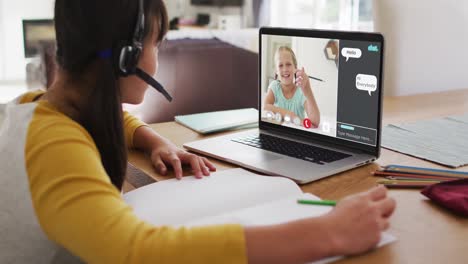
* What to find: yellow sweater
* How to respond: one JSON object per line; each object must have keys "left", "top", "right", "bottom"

{"left": 0, "top": 90, "right": 246, "bottom": 263}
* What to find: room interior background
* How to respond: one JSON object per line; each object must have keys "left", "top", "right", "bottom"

{"left": 0, "top": 0, "right": 466, "bottom": 103}
{"left": 0, "top": 0, "right": 370, "bottom": 82}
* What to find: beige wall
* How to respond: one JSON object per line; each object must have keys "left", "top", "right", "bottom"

{"left": 373, "top": 0, "right": 468, "bottom": 96}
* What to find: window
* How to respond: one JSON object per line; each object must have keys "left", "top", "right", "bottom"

{"left": 267, "top": 0, "right": 373, "bottom": 31}
{"left": 0, "top": 1, "right": 4, "bottom": 80}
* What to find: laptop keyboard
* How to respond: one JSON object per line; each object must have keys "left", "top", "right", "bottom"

{"left": 232, "top": 134, "right": 351, "bottom": 165}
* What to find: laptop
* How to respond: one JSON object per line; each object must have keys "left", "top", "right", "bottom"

{"left": 184, "top": 27, "right": 384, "bottom": 184}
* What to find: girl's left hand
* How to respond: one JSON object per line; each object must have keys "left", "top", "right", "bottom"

{"left": 295, "top": 67, "right": 312, "bottom": 94}
{"left": 149, "top": 141, "right": 216, "bottom": 180}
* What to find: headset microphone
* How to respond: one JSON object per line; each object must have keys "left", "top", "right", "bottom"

{"left": 135, "top": 67, "right": 172, "bottom": 101}
{"left": 117, "top": 0, "right": 173, "bottom": 102}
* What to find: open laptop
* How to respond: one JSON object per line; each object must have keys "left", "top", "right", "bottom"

{"left": 184, "top": 27, "right": 384, "bottom": 184}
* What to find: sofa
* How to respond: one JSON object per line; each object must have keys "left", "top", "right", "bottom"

{"left": 128, "top": 38, "right": 259, "bottom": 123}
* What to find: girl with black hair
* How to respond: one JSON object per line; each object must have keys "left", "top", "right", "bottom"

{"left": 0, "top": 0, "right": 395, "bottom": 263}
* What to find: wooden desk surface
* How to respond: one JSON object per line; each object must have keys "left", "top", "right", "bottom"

{"left": 127, "top": 89, "right": 468, "bottom": 264}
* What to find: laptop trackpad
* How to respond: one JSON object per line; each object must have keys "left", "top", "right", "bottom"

{"left": 237, "top": 152, "right": 283, "bottom": 164}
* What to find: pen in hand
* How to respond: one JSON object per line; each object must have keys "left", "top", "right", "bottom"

{"left": 294, "top": 72, "right": 325, "bottom": 82}
{"left": 297, "top": 199, "right": 337, "bottom": 206}
{"left": 307, "top": 75, "right": 324, "bottom": 82}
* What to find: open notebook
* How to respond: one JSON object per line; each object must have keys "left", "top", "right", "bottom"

{"left": 123, "top": 168, "right": 396, "bottom": 263}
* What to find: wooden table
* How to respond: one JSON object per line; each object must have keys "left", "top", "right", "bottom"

{"left": 126, "top": 89, "right": 468, "bottom": 264}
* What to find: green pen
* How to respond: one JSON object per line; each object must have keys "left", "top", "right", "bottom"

{"left": 297, "top": 199, "right": 337, "bottom": 206}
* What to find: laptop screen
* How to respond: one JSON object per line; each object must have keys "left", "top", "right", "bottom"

{"left": 260, "top": 28, "right": 383, "bottom": 150}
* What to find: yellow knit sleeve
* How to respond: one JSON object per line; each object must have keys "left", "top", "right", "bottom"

{"left": 25, "top": 104, "right": 247, "bottom": 264}
{"left": 123, "top": 111, "right": 147, "bottom": 149}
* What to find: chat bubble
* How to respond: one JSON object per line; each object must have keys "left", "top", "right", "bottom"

{"left": 356, "top": 74, "right": 378, "bottom": 96}
{"left": 341, "top": 48, "right": 362, "bottom": 62}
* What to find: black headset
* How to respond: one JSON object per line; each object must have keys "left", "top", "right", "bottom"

{"left": 118, "top": 0, "right": 173, "bottom": 102}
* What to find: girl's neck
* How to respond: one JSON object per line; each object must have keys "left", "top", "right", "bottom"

{"left": 280, "top": 82, "right": 296, "bottom": 99}
{"left": 281, "top": 82, "right": 296, "bottom": 91}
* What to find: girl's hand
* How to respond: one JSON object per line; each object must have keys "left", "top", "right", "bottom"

{"left": 295, "top": 67, "right": 312, "bottom": 96}
{"left": 323, "top": 186, "right": 396, "bottom": 256}
{"left": 150, "top": 141, "right": 216, "bottom": 180}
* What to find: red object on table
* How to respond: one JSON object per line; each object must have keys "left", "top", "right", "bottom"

{"left": 421, "top": 179, "right": 468, "bottom": 217}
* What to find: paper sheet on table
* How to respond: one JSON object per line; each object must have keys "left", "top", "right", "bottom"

{"left": 382, "top": 114, "right": 468, "bottom": 168}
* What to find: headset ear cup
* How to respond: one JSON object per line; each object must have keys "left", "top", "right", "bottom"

{"left": 117, "top": 0, "right": 144, "bottom": 77}
{"left": 118, "top": 47, "right": 128, "bottom": 76}
{"left": 118, "top": 46, "right": 141, "bottom": 76}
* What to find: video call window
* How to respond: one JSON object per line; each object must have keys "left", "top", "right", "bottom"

{"left": 261, "top": 34, "right": 381, "bottom": 147}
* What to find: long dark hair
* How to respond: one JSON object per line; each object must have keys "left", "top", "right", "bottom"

{"left": 54, "top": 0, "right": 168, "bottom": 189}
